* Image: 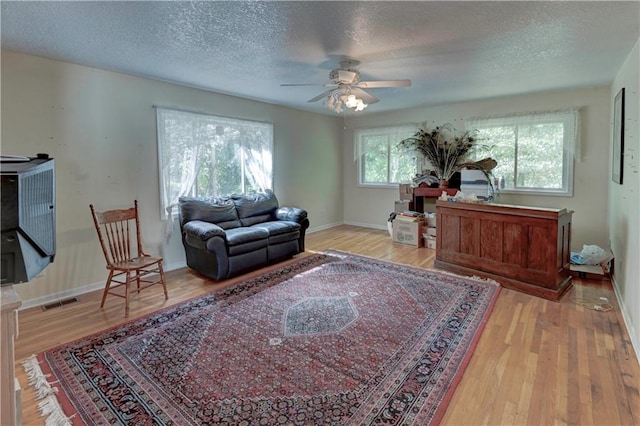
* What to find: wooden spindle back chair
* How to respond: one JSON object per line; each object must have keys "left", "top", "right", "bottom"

{"left": 89, "top": 200, "right": 168, "bottom": 315}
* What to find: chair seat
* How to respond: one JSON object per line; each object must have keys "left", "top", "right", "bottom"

{"left": 110, "top": 256, "right": 163, "bottom": 271}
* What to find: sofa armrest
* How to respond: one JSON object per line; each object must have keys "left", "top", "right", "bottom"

{"left": 276, "top": 207, "right": 309, "bottom": 253}
{"left": 275, "top": 206, "right": 308, "bottom": 224}
{"left": 182, "top": 220, "right": 226, "bottom": 241}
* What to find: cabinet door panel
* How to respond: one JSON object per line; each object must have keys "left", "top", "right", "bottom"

{"left": 503, "top": 223, "right": 527, "bottom": 267}
{"left": 528, "top": 225, "right": 550, "bottom": 271}
{"left": 480, "top": 219, "right": 502, "bottom": 262}
{"left": 441, "top": 214, "right": 460, "bottom": 252}
{"left": 460, "top": 216, "right": 480, "bottom": 256}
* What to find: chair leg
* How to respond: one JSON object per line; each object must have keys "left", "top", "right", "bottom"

{"left": 125, "top": 271, "right": 131, "bottom": 316}
{"left": 100, "top": 270, "right": 115, "bottom": 308}
{"left": 158, "top": 263, "right": 168, "bottom": 300}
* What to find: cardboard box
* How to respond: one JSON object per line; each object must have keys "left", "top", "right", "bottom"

{"left": 569, "top": 250, "right": 614, "bottom": 280}
{"left": 422, "top": 198, "right": 437, "bottom": 213}
{"left": 394, "top": 200, "right": 410, "bottom": 213}
{"left": 398, "top": 184, "right": 413, "bottom": 201}
{"left": 425, "top": 236, "right": 437, "bottom": 249}
{"left": 569, "top": 264, "right": 610, "bottom": 280}
{"left": 393, "top": 220, "right": 424, "bottom": 247}
{"left": 425, "top": 213, "right": 437, "bottom": 227}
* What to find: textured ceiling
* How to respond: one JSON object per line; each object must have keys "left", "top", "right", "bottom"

{"left": 2, "top": 1, "right": 639, "bottom": 115}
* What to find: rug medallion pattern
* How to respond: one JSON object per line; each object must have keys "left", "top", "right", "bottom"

{"left": 33, "top": 251, "right": 500, "bottom": 425}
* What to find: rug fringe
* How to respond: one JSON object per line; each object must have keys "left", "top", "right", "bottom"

{"left": 23, "top": 355, "right": 74, "bottom": 426}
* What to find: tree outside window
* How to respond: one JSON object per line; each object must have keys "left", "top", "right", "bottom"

{"left": 157, "top": 108, "right": 273, "bottom": 218}
{"left": 356, "top": 125, "right": 418, "bottom": 186}
{"left": 467, "top": 110, "right": 577, "bottom": 196}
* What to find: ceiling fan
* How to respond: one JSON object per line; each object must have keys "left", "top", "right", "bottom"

{"left": 281, "top": 60, "right": 411, "bottom": 113}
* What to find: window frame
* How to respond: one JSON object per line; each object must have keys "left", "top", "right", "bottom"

{"left": 467, "top": 110, "right": 578, "bottom": 197}
{"left": 156, "top": 107, "right": 274, "bottom": 219}
{"left": 355, "top": 124, "right": 419, "bottom": 188}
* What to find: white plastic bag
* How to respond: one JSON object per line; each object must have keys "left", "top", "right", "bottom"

{"left": 579, "top": 244, "right": 608, "bottom": 265}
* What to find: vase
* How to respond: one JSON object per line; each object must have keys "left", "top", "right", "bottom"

{"left": 438, "top": 179, "right": 449, "bottom": 188}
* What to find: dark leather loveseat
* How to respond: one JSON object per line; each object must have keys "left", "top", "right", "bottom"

{"left": 178, "top": 191, "right": 309, "bottom": 280}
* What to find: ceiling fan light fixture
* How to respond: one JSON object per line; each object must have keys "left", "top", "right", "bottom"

{"left": 282, "top": 59, "right": 409, "bottom": 114}
{"left": 324, "top": 91, "right": 367, "bottom": 114}
{"left": 345, "top": 94, "right": 358, "bottom": 108}
{"left": 326, "top": 92, "right": 344, "bottom": 113}
{"left": 354, "top": 99, "right": 368, "bottom": 111}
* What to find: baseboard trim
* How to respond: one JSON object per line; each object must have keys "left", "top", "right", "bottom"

{"left": 309, "top": 221, "right": 389, "bottom": 233}
{"left": 611, "top": 275, "right": 640, "bottom": 365}
{"left": 307, "top": 222, "right": 343, "bottom": 233}
{"left": 19, "top": 281, "right": 105, "bottom": 311}
{"left": 342, "top": 221, "right": 387, "bottom": 231}
{"left": 18, "top": 262, "right": 188, "bottom": 311}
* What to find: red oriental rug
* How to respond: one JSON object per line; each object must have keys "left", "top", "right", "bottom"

{"left": 24, "top": 251, "right": 500, "bottom": 425}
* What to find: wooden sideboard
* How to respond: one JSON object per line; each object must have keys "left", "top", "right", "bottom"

{"left": 435, "top": 201, "right": 573, "bottom": 301}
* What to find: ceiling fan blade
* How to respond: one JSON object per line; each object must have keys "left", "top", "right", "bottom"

{"left": 350, "top": 87, "right": 379, "bottom": 104}
{"left": 308, "top": 89, "right": 335, "bottom": 103}
{"left": 281, "top": 83, "right": 339, "bottom": 88}
{"left": 281, "top": 83, "right": 325, "bottom": 87}
{"left": 356, "top": 79, "right": 412, "bottom": 88}
{"left": 337, "top": 69, "right": 357, "bottom": 83}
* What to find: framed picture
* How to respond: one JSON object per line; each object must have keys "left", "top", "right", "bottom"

{"left": 612, "top": 88, "right": 625, "bottom": 184}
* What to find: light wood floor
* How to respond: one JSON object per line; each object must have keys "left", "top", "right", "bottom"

{"left": 14, "top": 225, "right": 640, "bottom": 425}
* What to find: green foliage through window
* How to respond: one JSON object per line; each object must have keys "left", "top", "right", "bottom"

{"left": 356, "top": 126, "right": 418, "bottom": 185}
{"left": 157, "top": 108, "right": 273, "bottom": 218}
{"left": 466, "top": 110, "right": 577, "bottom": 195}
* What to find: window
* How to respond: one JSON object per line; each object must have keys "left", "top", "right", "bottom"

{"left": 466, "top": 110, "right": 578, "bottom": 196}
{"left": 355, "top": 125, "right": 418, "bottom": 186}
{"left": 156, "top": 107, "right": 273, "bottom": 218}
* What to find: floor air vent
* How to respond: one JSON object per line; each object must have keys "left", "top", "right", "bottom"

{"left": 42, "top": 297, "right": 78, "bottom": 311}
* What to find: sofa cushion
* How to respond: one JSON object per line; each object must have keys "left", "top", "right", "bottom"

{"left": 179, "top": 196, "right": 241, "bottom": 230}
{"left": 227, "top": 240, "right": 269, "bottom": 256}
{"left": 240, "top": 214, "right": 273, "bottom": 226}
{"left": 268, "top": 229, "right": 300, "bottom": 245}
{"left": 252, "top": 221, "right": 301, "bottom": 244}
{"left": 233, "top": 191, "right": 278, "bottom": 225}
{"left": 225, "top": 227, "right": 269, "bottom": 256}
{"left": 224, "top": 227, "right": 269, "bottom": 246}
{"left": 252, "top": 220, "right": 301, "bottom": 236}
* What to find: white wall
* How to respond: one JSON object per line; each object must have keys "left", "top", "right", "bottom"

{"left": 343, "top": 87, "right": 612, "bottom": 250}
{"left": 1, "top": 50, "right": 344, "bottom": 306}
{"left": 609, "top": 39, "right": 640, "bottom": 356}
